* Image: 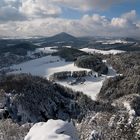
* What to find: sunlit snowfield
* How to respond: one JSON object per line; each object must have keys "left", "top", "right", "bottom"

{"left": 9, "top": 47, "right": 122, "bottom": 100}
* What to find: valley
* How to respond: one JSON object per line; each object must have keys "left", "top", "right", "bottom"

{"left": 0, "top": 33, "right": 140, "bottom": 140}
{"left": 8, "top": 46, "right": 118, "bottom": 100}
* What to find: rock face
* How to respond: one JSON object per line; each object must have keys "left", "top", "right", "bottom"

{"left": 75, "top": 55, "right": 108, "bottom": 75}
{"left": 24, "top": 119, "right": 79, "bottom": 140}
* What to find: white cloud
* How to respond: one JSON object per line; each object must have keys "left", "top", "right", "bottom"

{"left": 121, "top": 10, "right": 136, "bottom": 21}
{"left": 0, "top": 0, "right": 139, "bottom": 39}
{"left": 111, "top": 10, "right": 138, "bottom": 30}
{"left": 20, "top": 0, "right": 62, "bottom": 19}
{"left": 0, "top": 0, "right": 61, "bottom": 21}
{"left": 111, "top": 18, "right": 128, "bottom": 28}
{"left": 0, "top": 0, "right": 135, "bottom": 22}
{"left": 0, "top": 10, "right": 139, "bottom": 38}
{"left": 0, "top": 0, "right": 26, "bottom": 21}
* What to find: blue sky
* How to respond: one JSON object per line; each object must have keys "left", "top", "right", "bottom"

{"left": 102, "top": 0, "right": 140, "bottom": 18}
{"left": 0, "top": 0, "right": 140, "bottom": 38}
{"left": 60, "top": 0, "right": 140, "bottom": 19}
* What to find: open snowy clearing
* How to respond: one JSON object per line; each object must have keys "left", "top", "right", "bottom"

{"left": 10, "top": 55, "right": 118, "bottom": 100}
{"left": 58, "top": 65, "right": 118, "bottom": 100}
{"left": 35, "top": 46, "right": 58, "bottom": 54}
{"left": 96, "top": 39, "right": 133, "bottom": 45}
{"left": 27, "top": 47, "right": 58, "bottom": 57}
{"left": 10, "top": 55, "right": 90, "bottom": 77}
{"left": 24, "top": 119, "right": 78, "bottom": 140}
{"left": 80, "top": 48, "right": 125, "bottom": 55}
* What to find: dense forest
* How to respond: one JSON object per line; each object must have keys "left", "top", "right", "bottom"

{"left": 75, "top": 55, "right": 108, "bottom": 74}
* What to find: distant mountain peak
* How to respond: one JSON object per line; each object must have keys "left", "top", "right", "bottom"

{"left": 58, "top": 32, "right": 71, "bottom": 35}
{"left": 47, "top": 32, "right": 77, "bottom": 43}
{"left": 53, "top": 32, "right": 76, "bottom": 38}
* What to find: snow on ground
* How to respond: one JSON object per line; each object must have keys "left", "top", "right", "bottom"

{"left": 27, "top": 47, "right": 58, "bottom": 57}
{"left": 35, "top": 46, "right": 58, "bottom": 54}
{"left": 96, "top": 39, "right": 133, "bottom": 45}
{"left": 62, "top": 46, "right": 72, "bottom": 48}
{"left": 59, "top": 65, "right": 118, "bottom": 100}
{"left": 47, "top": 63, "right": 91, "bottom": 77}
{"left": 80, "top": 48, "right": 125, "bottom": 55}
{"left": 123, "top": 102, "right": 135, "bottom": 124}
{"left": 10, "top": 55, "right": 90, "bottom": 77}
{"left": 9, "top": 55, "right": 118, "bottom": 100}
{"left": 24, "top": 119, "right": 79, "bottom": 140}
{"left": 102, "top": 40, "right": 130, "bottom": 45}
{"left": 59, "top": 76, "right": 104, "bottom": 100}
{"left": 10, "top": 55, "right": 61, "bottom": 77}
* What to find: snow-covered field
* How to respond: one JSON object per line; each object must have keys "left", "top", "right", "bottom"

{"left": 24, "top": 119, "right": 78, "bottom": 140}
{"left": 27, "top": 47, "right": 58, "bottom": 57}
{"left": 59, "top": 65, "right": 117, "bottom": 100}
{"left": 80, "top": 48, "right": 125, "bottom": 55}
{"left": 10, "top": 55, "right": 90, "bottom": 77}
{"left": 102, "top": 40, "right": 130, "bottom": 45}
{"left": 9, "top": 54, "right": 118, "bottom": 100}
{"left": 35, "top": 46, "right": 58, "bottom": 54}
{"left": 96, "top": 39, "right": 133, "bottom": 45}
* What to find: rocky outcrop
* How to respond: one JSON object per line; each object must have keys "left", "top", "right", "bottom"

{"left": 24, "top": 119, "right": 79, "bottom": 140}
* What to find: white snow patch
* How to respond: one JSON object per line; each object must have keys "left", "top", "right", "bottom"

{"left": 108, "top": 114, "right": 116, "bottom": 127}
{"left": 123, "top": 102, "right": 135, "bottom": 124}
{"left": 80, "top": 48, "right": 125, "bottom": 55}
{"left": 35, "top": 46, "right": 58, "bottom": 54}
{"left": 96, "top": 39, "right": 133, "bottom": 45}
{"left": 27, "top": 47, "right": 58, "bottom": 57}
{"left": 10, "top": 55, "right": 61, "bottom": 77}
{"left": 102, "top": 40, "right": 130, "bottom": 45}
{"left": 9, "top": 55, "right": 90, "bottom": 78}
{"left": 24, "top": 119, "right": 79, "bottom": 140}
{"left": 62, "top": 46, "right": 72, "bottom": 48}
{"left": 89, "top": 130, "right": 101, "bottom": 140}
{"left": 59, "top": 76, "right": 104, "bottom": 100}
{"left": 59, "top": 65, "right": 117, "bottom": 100}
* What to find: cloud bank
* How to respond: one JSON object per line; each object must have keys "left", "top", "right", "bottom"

{"left": 0, "top": 0, "right": 139, "bottom": 38}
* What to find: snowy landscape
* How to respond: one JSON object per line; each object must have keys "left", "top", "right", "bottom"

{"left": 0, "top": 32, "right": 140, "bottom": 140}
{"left": 9, "top": 47, "right": 120, "bottom": 100}
{"left": 1, "top": 45, "right": 126, "bottom": 140}
{"left": 0, "top": 0, "right": 140, "bottom": 139}
{"left": 96, "top": 39, "right": 133, "bottom": 45}
{"left": 80, "top": 48, "right": 125, "bottom": 55}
